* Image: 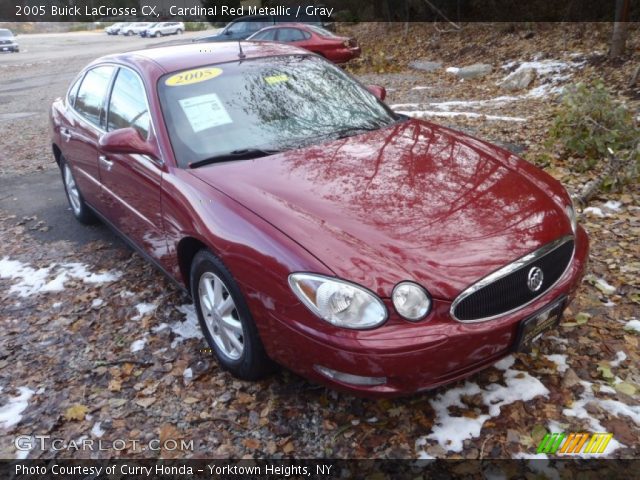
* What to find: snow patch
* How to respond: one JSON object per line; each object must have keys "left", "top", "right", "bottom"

{"left": 416, "top": 357, "right": 548, "bottom": 454}
{"left": 91, "top": 298, "right": 104, "bottom": 308}
{"left": 445, "top": 66, "right": 460, "bottom": 74}
{"left": 0, "top": 257, "right": 121, "bottom": 297}
{"left": 0, "top": 387, "right": 35, "bottom": 429}
{"left": 561, "top": 380, "right": 627, "bottom": 456}
{"left": 91, "top": 421, "right": 105, "bottom": 438}
{"left": 603, "top": 200, "right": 622, "bottom": 211}
{"left": 130, "top": 338, "right": 147, "bottom": 353}
{"left": 583, "top": 207, "right": 605, "bottom": 217}
{"left": 132, "top": 303, "right": 156, "bottom": 321}
{"left": 546, "top": 354, "right": 569, "bottom": 373}
{"left": 624, "top": 319, "right": 640, "bottom": 333}
{"left": 169, "top": 304, "right": 204, "bottom": 348}
{"left": 610, "top": 351, "right": 627, "bottom": 368}
{"left": 183, "top": 368, "right": 193, "bottom": 380}
{"left": 396, "top": 110, "right": 526, "bottom": 122}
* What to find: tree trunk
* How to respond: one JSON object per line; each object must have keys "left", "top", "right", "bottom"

{"left": 610, "top": 0, "right": 630, "bottom": 59}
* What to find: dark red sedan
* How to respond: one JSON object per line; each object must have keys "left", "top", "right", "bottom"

{"left": 247, "top": 23, "right": 360, "bottom": 64}
{"left": 50, "top": 42, "right": 588, "bottom": 396}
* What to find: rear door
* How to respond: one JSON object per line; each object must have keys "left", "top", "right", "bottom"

{"left": 99, "top": 66, "right": 167, "bottom": 260}
{"left": 64, "top": 65, "right": 115, "bottom": 207}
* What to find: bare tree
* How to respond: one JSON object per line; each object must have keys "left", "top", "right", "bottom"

{"left": 610, "top": 0, "right": 631, "bottom": 59}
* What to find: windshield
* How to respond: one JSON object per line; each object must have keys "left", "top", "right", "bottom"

{"left": 158, "top": 55, "right": 397, "bottom": 168}
{"left": 0, "top": 30, "right": 13, "bottom": 38}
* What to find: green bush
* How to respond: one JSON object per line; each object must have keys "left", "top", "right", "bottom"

{"left": 184, "top": 22, "right": 210, "bottom": 31}
{"left": 549, "top": 81, "right": 638, "bottom": 173}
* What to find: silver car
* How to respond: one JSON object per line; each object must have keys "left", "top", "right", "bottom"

{"left": 0, "top": 29, "right": 18, "bottom": 52}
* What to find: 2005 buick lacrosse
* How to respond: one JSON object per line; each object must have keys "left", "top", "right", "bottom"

{"left": 50, "top": 41, "right": 588, "bottom": 396}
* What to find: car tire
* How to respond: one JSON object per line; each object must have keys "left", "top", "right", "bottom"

{"left": 59, "top": 156, "right": 96, "bottom": 225}
{"left": 191, "top": 250, "right": 275, "bottom": 380}
{"left": 153, "top": 32, "right": 160, "bottom": 38}
{"left": 176, "top": 29, "right": 183, "bottom": 35}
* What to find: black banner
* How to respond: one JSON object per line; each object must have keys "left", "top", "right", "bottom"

{"left": 1, "top": 0, "right": 639, "bottom": 23}
{"left": 2, "top": 459, "right": 640, "bottom": 480}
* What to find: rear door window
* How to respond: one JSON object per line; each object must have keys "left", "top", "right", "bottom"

{"left": 74, "top": 66, "right": 115, "bottom": 128}
{"left": 276, "top": 28, "right": 306, "bottom": 42}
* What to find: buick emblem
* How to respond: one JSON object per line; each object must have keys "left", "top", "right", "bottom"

{"left": 527, "top": 266, "right": 544, "bottom": 292}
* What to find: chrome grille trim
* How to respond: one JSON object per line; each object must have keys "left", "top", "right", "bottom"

{"left": 450, "top": 235, "right": 575, "bottom": 323}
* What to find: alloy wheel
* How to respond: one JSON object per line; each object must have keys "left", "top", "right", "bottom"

{"left": 64, "top": 165, "right": 81, "bottom": 215}
{"left": 198, "top": 272, "right": 244, "bottom": 360}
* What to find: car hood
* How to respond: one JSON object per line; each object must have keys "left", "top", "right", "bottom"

{"left": 189, "top": 119, "right": 571, "bottom": 299}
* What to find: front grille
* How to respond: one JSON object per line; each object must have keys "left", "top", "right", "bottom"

{"left": 0, "top": 40, "right": 11, "bottom": 45}
{"left": 452, "top": 236, "right": 574, "bottom": 322}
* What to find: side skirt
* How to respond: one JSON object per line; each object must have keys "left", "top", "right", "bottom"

{"left": 87, "top": 204, "right": 190, "bottom": 297}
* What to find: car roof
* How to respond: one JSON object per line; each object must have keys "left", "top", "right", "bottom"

{"left": 256, "top": 23, "right": 311, "bottom": 30}
{"left": 97, "top": 42, "right": 310, "bottom": 74}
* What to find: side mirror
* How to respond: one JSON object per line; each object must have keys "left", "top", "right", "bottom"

{"left": 367, "top": 85, "right": 386, "bottom": 101}
{"left": 99, "top": 128, "right": 157, "bottom": 159}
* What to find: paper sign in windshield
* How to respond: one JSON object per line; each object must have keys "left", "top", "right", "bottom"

{"left": 179, "top": 93, "right": 232, "bottom": 133}
{"left": 165, "top": 67, "right": 222, "bottom": 86}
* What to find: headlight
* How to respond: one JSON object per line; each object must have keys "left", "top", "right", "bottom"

{"left": 565, "top": 202, "right": 577, "bottom": 233}
{"left": 392, "top": 281, "right": 431, "bottom": 320}
{"left": 288, "top": 273, "right": 387, "bottom": 329}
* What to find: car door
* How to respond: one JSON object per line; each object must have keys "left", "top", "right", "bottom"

{"left": 98, "top": 66, "right": 167, "bottom": 260}
{"left": 162, "top": 23, "right": 174, "bottom": 35}
{"left": 64, "top": 65, "right": 116, "bottom": 207}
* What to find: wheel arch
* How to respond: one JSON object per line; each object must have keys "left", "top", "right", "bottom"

{"left": 177, "top": 236, "right": 216, "bottom": 295}
{"left": 52, "top": 143, "right": 62, "bottom": 166}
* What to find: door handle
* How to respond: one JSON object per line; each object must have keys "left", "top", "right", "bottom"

{"left": 61, "top": 129, "right": 72, "bottom": 141}
{"left": 99, "top": 155, "right": 114, "bottom": 171}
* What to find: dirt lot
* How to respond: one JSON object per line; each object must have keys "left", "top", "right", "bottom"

{"left": 0, "top": 25, "right": 638, "bottom": 462}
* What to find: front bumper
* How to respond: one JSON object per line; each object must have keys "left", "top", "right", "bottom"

{"left": 0, "top": 43, "right": 18, "bottom": 52}
{"left": 259, "top": 227, "right": 588, "bottom": 397}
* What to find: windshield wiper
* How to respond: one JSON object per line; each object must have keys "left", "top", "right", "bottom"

{"left": 331, "top": 124, "right": 386, "bottom": 140}
{"left": 189, "top": 148, "right": 280, "bottom": 169}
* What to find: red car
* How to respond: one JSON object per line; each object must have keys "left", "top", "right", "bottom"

{"left": 50, "top": 42, "right": 588, "bottom": 396}
{"left": 247, "top": 23, "right": 360, "bottom": 64}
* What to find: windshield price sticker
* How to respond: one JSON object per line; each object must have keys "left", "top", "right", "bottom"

{"left": 179, "top": 93, "right": 233, "bottom": 133}
{"left": 165, "top": 67, "right": 223, "bottom": 87}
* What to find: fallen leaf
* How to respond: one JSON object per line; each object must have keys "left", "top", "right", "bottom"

{"left": 64, "top": 404, "right": 88, "bottom": 421}
{"left": 136, "top": 397, "right": 156, "bottom": 408}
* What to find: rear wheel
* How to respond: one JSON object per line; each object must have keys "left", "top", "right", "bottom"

{"left": 176, "top": 29, "right": 183, "bottom": 35}
{"left": 60, "top": 156, "right": 96, "bottom": 224}
{"left": 191, "top": 250, "right": 275, "bottom": 380}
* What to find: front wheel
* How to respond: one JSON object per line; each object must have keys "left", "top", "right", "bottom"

{"left": 176, "top": 29, "right": 183, "bottom": 35}
{"left": 191, "top": 250, "right": 275, "bottom": 380}
{"left": 60, "top": 157, "right": 96, "bottom": 224}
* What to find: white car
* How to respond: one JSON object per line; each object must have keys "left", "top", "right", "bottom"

{"left": 119, "top": 22, "right": 153, "bottom": 36}
{"left": 105, "top": 23, "right": 128, "bottom": 35}
{"left": 144, "top": 22, "right": 185, "bottom": 37}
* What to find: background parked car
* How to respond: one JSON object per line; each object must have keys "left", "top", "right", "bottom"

{"left": 0, "top": 28, "right": 18, "bottom": 53}
{"left": 248, "top": 23, "right": 360, "bottom": 64}
{"left": 194, "top": 13, "right": 334, "bottom": 43}
{"left": 138, "top": 23, "right": 158, "bottom": 37}
{"left": 119, "top": 22, "right": 154, "bottom": 36}
{"left": 144, "top": 22, "right": 185, "bottom": 37}
{"left": 105, "top": 23, "right": 128, "bottom": 35}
